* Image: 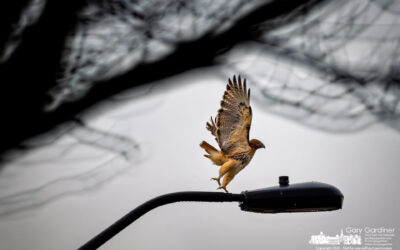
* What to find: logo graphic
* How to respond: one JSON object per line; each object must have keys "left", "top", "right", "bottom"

{"left": 308, "top": 227, "right": 395, "bottom": 250}
{"left": 309, "top": 229, "right": 361, "bottom": 245}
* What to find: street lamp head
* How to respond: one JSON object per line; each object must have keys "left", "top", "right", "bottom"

{"left": 240, "top": 176, "right": 343, "bottom": 213}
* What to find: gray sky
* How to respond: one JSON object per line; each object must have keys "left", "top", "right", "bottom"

{"left": 0, "top": 70, "right": 399, "bottom": 249}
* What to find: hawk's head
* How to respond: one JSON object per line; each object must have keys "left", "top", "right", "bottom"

{"left": 249, "top": 139, "right": 265, "bottom": 150}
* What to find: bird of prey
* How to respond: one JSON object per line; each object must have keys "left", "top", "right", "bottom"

{"left": 200, "top": 75, "right": 265, "bottom": 193}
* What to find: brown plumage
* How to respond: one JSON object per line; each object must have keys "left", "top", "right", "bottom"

{"left": 200, "top": 75, "right": 265, "bottom": 192}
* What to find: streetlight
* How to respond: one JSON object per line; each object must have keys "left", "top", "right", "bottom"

{"left": 78, "top": 176, "right": 343, "bottom": 250}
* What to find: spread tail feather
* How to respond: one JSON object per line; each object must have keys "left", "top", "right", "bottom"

{"left": 200, "top": 141, "right": 225, "bottom": 166}
{"left": 200, "top": 141, "right": 218, "bottom": 154}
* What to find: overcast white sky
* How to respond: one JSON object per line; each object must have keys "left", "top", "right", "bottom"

{"left": 0, "top": 69, "right": 399, "bottom": 249}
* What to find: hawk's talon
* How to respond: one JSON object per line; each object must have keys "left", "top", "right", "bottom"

{"left": 217, "top": 186, "right": 229, "bottom": 193}
{"left": 211, "top": 177, "right": 221, "bottom": 186}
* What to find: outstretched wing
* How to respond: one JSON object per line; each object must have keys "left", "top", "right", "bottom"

{"left": 207, "top": 75, "right": 252, "bottom": 154}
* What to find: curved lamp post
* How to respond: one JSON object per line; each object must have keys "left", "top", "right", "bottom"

{"left": 78, "top": 176, "right": 343, "bottom": 250}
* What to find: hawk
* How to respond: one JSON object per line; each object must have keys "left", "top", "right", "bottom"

{"left": 200, "top": 75, "right": 265, "bottom": 193}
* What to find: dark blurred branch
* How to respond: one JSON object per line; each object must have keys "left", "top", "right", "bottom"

{"left": 0, "top": 0, "right": 87, "bottom": 153}
{"left": 0, "top": 0, "right": 323, "bottom": 153}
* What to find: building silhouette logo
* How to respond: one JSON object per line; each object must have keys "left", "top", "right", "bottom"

{"left": 309, "top": 229, "right": 362, "bottom": 245}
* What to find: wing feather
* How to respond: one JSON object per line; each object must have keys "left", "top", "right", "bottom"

{"left": 209, "top": 75, "right": 252, "bottom": 154}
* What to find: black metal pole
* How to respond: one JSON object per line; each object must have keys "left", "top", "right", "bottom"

{"left": 78, "top": 191, "right": 244, "bottom": 250}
